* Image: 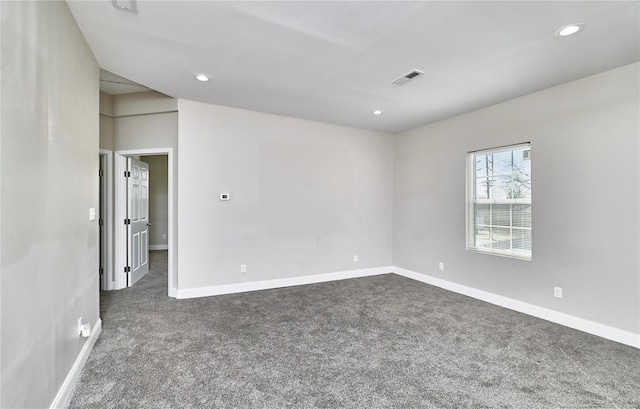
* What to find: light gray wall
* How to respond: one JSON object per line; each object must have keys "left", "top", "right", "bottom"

{"left": 112, "top": 92, "right": 178, "bottom": 289}
{"left": 0, "top": 2, "right": 99, "bottom": 408}
{"left": 113, "top": 91, "right": 177, "bottom": 117}
{"left": 178, "top": 100, "right": 394, "bottom": 289}
{"left": 114, "top": 112, "right": 177, "bottom": 150}
{"left": 393, "top": 63, "right": 640, "bottom": 334}
{"left": 99, "top": 92, "right": 114, "bottom": 151}
{"left": 103, "top": 91, "right": 176, "bottom": 152}
{"left": 140, "top": 155, "right": 169, "bottom": 247}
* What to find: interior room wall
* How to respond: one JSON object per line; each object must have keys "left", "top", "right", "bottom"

{"left": 393, "top": 63, "right": 640, "bottom": 335}
{"left": 140, "top": 155, "right": 169, "bottom": 248}
{"left": 0, "top": 2, "right": 100, "bottom": 408}
{"left": 177, "top": 100, "right": 394, "bottom": 290}
{"left": 99, "top": 92, "right": 114, "bottom": 151}
{"left": 112, "top": 91, "right": 178, "bottom": 290}
{"left": 111, "top": 91, "right": 177, "bottom": 151}
{"left": 113, "top": 90, "right": 176, "bottom": 117}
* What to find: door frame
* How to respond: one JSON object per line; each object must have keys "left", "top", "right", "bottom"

{"left": 99, "top": 149, "right": 114, "bottom": 291}
{"left": 115, "top": 148, "right": 176, "bottom": 297}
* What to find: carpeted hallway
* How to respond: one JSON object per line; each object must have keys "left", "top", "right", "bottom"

{"left": 68, "top": 251, "right": 640, "bottom": 408}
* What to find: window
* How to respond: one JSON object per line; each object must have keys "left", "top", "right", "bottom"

{"left": 467, "top": 143, "right": 531, "bottom": 260}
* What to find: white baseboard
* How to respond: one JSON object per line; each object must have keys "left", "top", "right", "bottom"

{"left": 176, "top": 266, "right": 393, "bottom": 299}
{"left": 174, "top": 263, "right": 639, "bottom": 349}
{"left": 149, "top": 244, "right": 168, "bottom": 251}
{"left": 50, "top": 318, "right": 102, "bottom": 409}
{"left": 392, "top": 267, "right": 640, "bottom": 349}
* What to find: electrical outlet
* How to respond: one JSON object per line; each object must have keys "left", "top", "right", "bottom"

{"left": 554, "top": 287, "right": 563, "bottom": 299}
{"left": 353, "top": 255, "right": 358, "bottom": 263}
{"left": 80, "top": 323, "right": 91, "bottom": 338}
{"left": 438, "top": 262, "right": 444, "bottom": 271}
{"left": 161, "top": 233, "right": 167, "bottom": 240}
{"left": 240, "top": 264, "right": 247, "bottom": 273}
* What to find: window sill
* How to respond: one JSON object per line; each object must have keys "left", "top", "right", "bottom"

{"left": 467, "top": 247, "right": 532, "bottom": 261}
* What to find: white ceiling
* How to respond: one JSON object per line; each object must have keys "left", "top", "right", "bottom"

{"left": 68, "top": 1, "right": 639, "bottom": 133}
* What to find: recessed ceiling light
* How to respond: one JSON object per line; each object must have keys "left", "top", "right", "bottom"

{"left": 372, "top": 110, "right": 383, "bottom": 115}
{"left": 112, "top": 0, "right": 137, "bottom": 13}
{"left": 195, "top": 74, "right": 209, "bottom": 82}
{"left": 555, "top": 23, "right": 585, "bottom": 38}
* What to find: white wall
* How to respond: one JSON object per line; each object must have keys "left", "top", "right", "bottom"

{"left": 178, "top": 100, "right": 394, "bottom": 290}
{"left": 393, "top": 63, "right": 640, "bottom": 335}
{"left": 0, "top": 2, "right": 99, "bottom": 407}
{"left": 140, "top": 155, "right": 169, "bottom": 247}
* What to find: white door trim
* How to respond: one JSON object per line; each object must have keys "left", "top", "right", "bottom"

{"left": 114, "top": 154, "right": 128, "bottom": 290}
{"left": 98, "top": 149, "right": 114, "bottom": 291}
{"left": 114, "top": 148, "right": 176, "bottom": 297}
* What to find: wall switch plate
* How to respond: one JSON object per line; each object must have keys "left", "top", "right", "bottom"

{"left": 439, "top": 262, "right": 444, "bottom": 271}
{"left": 554, "top": 287, "right": 563, "bottom": 299}
{"left": 89, "top": 208, "right": 96, "bottom": 221}
{"left": 240, "top": 264, "right": 246, "bottom": 273}
{"left": 78, "top": 317, "right": 83, "bottom": 335}
{"left": 161, "top": 234, "right": 167, "bottom": 239}
{"left": 353, "top": 255, "right": 358, "bottom": 263}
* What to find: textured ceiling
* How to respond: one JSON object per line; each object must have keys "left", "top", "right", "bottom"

{"left": 68, "top": 1, "right": 640, "bottom": 133}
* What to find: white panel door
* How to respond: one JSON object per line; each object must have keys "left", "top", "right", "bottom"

{"left": 128, "top": 158, "right": 150, "bottom": 286}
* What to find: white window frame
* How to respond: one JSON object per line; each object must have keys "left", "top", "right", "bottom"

{"left": 466, "top": 143, "right": 532, "bottom": 260}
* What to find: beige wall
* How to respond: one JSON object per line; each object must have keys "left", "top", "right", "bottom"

{"left": 0, "top": 2, "right": 100, "bottom": 407}
{"left": 393, "top": 63, "right": 640, "bottom": 334}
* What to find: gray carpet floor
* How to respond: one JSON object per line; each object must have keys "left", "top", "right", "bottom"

{"left": 68, "top": 251, "right": 640, "bottom": 408}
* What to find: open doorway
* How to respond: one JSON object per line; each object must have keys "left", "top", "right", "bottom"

{"left": 140, "top": 155, "right": 169, "bottom": 253}
{"left": 98, "top": 149, "right": 113, "bottom": 291}
{"left": 114, "top": 148, "right": 176, "bottom": 297}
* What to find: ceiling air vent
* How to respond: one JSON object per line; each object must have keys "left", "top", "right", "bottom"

{"left": 392, "top": 69, "right": 424, "bottom": 85}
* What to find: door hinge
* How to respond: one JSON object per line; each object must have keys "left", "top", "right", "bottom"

{"left": 99, "top": 218, "right": 104, "bottom": 226}
{"left": 99, "top": 268, "right": 104, "bottom": 275}
{"left": 99, "top": 169, "right": 104, "bottom": 177}
{"left": 124, "top": 218, "right": 131, "bottom": 225}
{"left": 124, "top": 171, "right": 131, "bottom": 177}
{"left": 124, "top": 266, "right": 131, "bottom": 273}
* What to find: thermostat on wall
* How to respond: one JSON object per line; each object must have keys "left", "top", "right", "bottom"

{"left": 220, "top": 193, "right": 230, "bottom": 201}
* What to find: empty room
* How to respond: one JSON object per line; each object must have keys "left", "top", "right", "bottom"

{"left": 1, "top": 1, "right": 639, "bottom": 408}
